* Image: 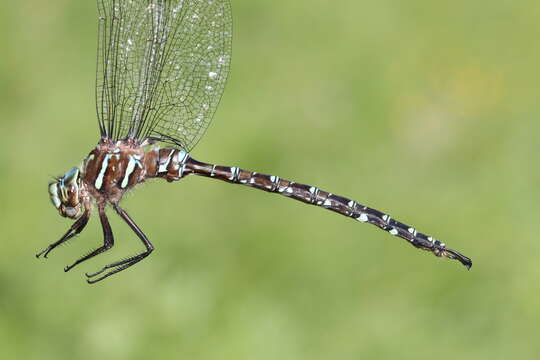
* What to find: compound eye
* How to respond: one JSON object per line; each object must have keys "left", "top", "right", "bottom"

{"left": 64, "top": 168, "right": 80, "bottom": 185}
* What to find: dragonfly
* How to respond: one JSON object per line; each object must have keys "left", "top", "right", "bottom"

{"left": 37, "top": 0, "right": 471, "bottom": 284}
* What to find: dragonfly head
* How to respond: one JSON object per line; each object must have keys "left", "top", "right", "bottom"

{"left": 49, "top": 167, "right": 86, "bottom": 219}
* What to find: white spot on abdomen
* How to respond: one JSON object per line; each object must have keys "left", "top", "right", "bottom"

{"left": 357, "top": 213, "right": 368, "bottom": 222}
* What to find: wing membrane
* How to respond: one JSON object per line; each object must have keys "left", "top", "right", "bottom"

{"left": 96, "top": 0, "right": 232, "bottom": 150}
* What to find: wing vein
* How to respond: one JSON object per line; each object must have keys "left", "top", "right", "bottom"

{"left": 95, "top": 0, "right": 232, "bottom": 151}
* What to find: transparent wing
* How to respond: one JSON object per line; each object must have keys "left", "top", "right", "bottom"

{"left": 96, "top": 0, "right": 232, "bottom": 151}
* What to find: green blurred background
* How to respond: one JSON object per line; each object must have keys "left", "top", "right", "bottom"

{"left": 1, "top": 0, "right": 538, "bottom": 359}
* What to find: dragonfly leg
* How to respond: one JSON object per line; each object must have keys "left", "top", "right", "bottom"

{"left": 64, "top": 205, "right": 114, "bottom": 272}
{"left": 36, "top": 211, "right": 90, "bottom": 258}
{"left": 86, "top": 205, "right": 154, "bottom": 284}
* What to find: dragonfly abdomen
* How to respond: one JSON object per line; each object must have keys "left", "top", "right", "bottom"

{"left": 153, "top": 153, "right": 472, "bottom": 268}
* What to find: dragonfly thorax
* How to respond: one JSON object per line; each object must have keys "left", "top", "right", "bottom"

{"left": 48, "top": 167, "right": 88, "bottom": 219}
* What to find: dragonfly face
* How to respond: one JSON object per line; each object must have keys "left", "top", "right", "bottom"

{"left": 49, "top": 167, "right": 86, "bottom": 219}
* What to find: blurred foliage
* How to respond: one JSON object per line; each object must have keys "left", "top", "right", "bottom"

{"left": 1, "top": 0, "right": 539, "bottom": 359}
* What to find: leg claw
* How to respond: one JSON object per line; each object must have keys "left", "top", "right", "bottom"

{"left": 85, "top": 268, "right": 106, "bottom": 278}
{"left": 36, "top": 248, "right": 51, "bottom": 259}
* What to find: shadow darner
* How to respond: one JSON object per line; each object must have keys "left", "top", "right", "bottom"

{"left": 37, "top": 0, "right": 471, "bottom": 284}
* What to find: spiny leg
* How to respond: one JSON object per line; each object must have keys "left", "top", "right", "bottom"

{"left": 36, "top": 211, "right": 90, "bottom": 258}
{"left": 64, "top": 205, "right": 114, "bottom": 272}
{"left": 86, "top": 205, "right": 154, "bottom": 284}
